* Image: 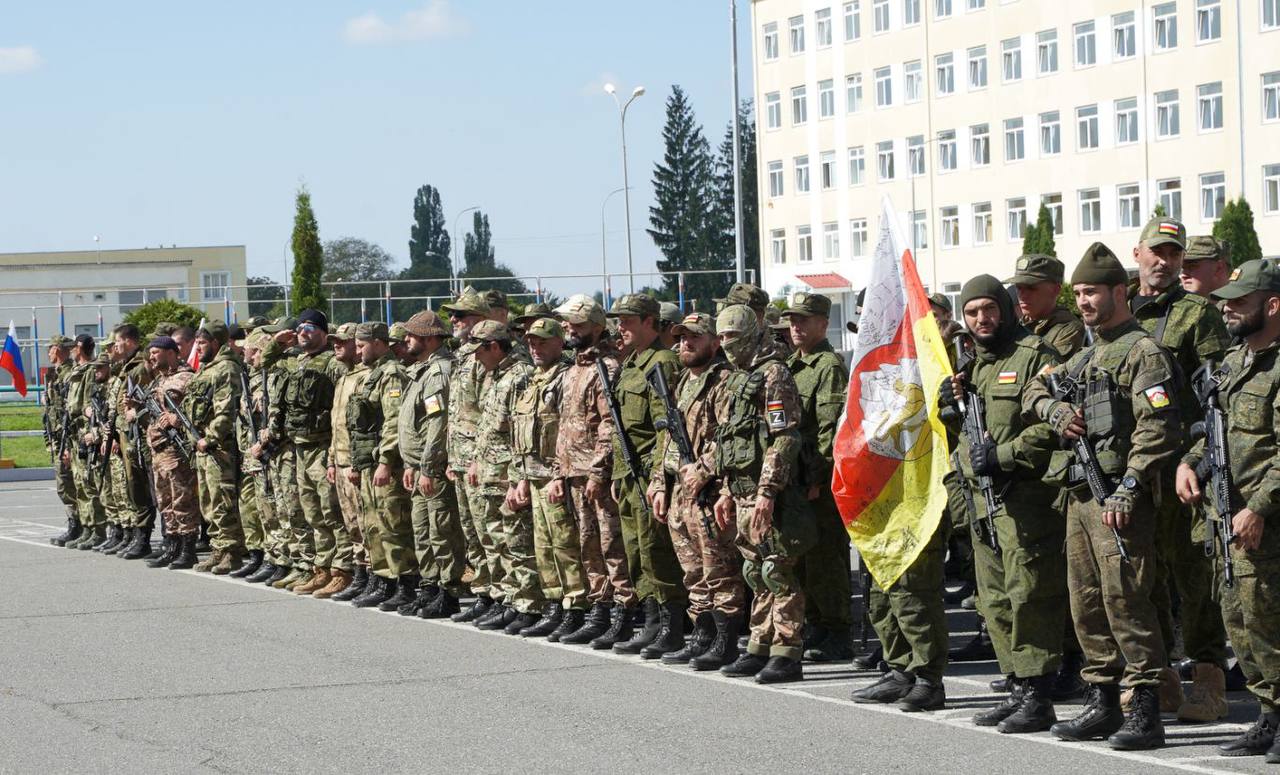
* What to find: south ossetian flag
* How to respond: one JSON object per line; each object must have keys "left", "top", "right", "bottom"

{"left": 831, "top": 198, "right": 952, "bottom": 588}
{"left": 0, "top": 320, "right": 27, "bottom": 397}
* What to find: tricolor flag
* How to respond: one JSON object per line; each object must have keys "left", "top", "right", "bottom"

{"left": 0, "top": 321, "right": 27, "bottom": 397}
{"left": 831, "top": 198, "right": 952, "bottom": 587}
{"left": 188, "top": 319, "right": 206, "bottom": 371}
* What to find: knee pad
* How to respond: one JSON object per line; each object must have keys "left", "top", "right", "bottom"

{"left": 761, "top": 559, "right": 793, "bottom": 596}
{"left": 743, "top": 558, "right": 764, "bottom": 593}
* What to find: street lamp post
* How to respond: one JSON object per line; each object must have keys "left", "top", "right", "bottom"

{"left": 604, "top": 83, "right": 645, "bottom": 293}
{"left": 452, "top": 206, "right": 481, "bottom": 297}
{"left": 600, "top": 186, "right": 628, "bottom": 307}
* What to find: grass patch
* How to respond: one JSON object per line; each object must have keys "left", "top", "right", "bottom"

{"left": 0, "top": 436, "right": 53, "bottom": 468}
{"left": 0, "top": 404, "right": 45, "bottom": 431}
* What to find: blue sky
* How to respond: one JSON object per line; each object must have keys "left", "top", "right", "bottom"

{"left": 0, "top": 1, "right": 752, "bottom": 299}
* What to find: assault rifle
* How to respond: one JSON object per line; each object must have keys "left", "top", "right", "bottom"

{"left": 596, "top": 359, "right": 653, "bottom": 522}
{"left": 123, "top": 377, "right": 147, "bottom": 470}
{"left": 89, "top": 393, "right": 114, "bottom": 478}
{"left": 240, "top": 368, "right": 274, "bottom": 497}
{"left": 1191, "top": 361, "right": 1234, "bottom": 588}
{"left": 163, "top": 391, "right": 203, "bottom": 449}
{"left": 128, "top": 381, "right": 193, "bottom": 458}
{"left": 953, "top": 338, "right": 1001, "bottom": 555}
{"left": 646, "top": 364, "right": 716, "bottom": 538}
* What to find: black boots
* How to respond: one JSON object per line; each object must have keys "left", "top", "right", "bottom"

{"left": 948, "top": 617, "right": 996, "bottom": 662}
{"left": 520, "top": 602, "right": 564, "bottom": 638}
{"left": 898, "top": 677, "right": 945, "bottom": 712}
{"left": 230, "top": 549, "right": 264, "bottom": 578}
{"left": 640, "top": 601, "right": 686, "bottom": 659}
{"left": 590, "top": 604, "right": 635, "bottom": 650}
{"left": 245, "top": 560, "right": 279, "bottom": 584}
{"left": 1108, "top": 685, "right": 1164, "bottom": 750}
{"left": 1051, "top": 650, "right": 1088, "bottom": 701}
{"left": 547, "top": 608, "right": 585, "bottom": 642}
{"left": 102, "top": 525, "right": 130, "bottom": 555}
{"left": 378, "top": 575, "right": 419, "bottom": 612}
{"left": 1051, "top": 683, "right": 1124, "bottom": 741}
{"left": 690, "top": 612, "right": 741, "bottom": 671}
{"left": 662, "top": 612, "right": 715, "bottom": 664}
{"left": 720, "top": 652, "right": 769, "bottom": 678}
{"left": 420, "top": 590, "right": 460, "bottom": 619}
{"left": 332, "top": 567, "right": 369, "bottom": 601}
{"left": 1220, "top": 711, "right": 1279, "bottom": 756}
{"left": 451, "top": 595, "right": 493, "bottom": 623}
{"left": 803, "top": 629, "right": 854, "bottom": 662}
{"left": 851, "top": 670, "right": 916, "bottom": 703}
{"left": 264, "top": 564, "right": 291, "bottom": 586}
{"left": 974, "top": 677, "right": 1025, "bottom": 726}
{"left": 399, "top": 583, "right": 439, "bottom": 617}
{"left": 121, "top": 526, "right": 152, "bottom": 560}
{"left": 354, "top": 576, "right": 394, "bottom": 609}
{"left": 852, "top": 644, "right": 885, "bottom": 671}
{"left": 613, "top": 598, "right": 661, "bottom": 655}
{"left": 146, "top": 536, "right": 179, "bottom": 569}
{"left": 51, "top": 515, "right": 81, "bottom": 547}
{"left": 560, "top": 602, "right": 611, "bottom": 645}
{"left": 504, "top": 609, "right": 540, "bottom": 635}
{"left": 167, "top": 535, "right": 198, "bottom": 570}
{"left": 756, "top": 656, "right": 803, "bottom": 684}
{"left": 96, "top": 524, "right": 124, "bottom": 553}
{"left": 997, "top": 675, "right": 1057, "bottom": 733}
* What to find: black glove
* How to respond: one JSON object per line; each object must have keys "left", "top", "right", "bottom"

{"left": 938, "top": 376, "right": 959, "bottom": 410}
{"left": 969, "top": 436, "right": 1001, "bottom": 476}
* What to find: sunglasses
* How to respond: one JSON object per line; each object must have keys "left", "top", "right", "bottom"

{"left": 297, "top": 323, "right": 321, "bottom": 333}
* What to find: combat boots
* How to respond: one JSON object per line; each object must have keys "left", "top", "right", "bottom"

{"left": 51, "top": 515, "right": 81, "bottom": 547}
{"left": 948, "top": 617, "right": 996, "bottom": 662}
{"left": 246, "top": 561, "right": 279, "bottom": 584}
{"left": 590, "top": 604, "right": 634, "bottom": 650}
{"left": 1177, "top": 662, "right": 1229, "bottom": 722}
{"left": 548, "top": 608, "right": 585, "bottom": 642}
{"left": 756, "top": 656, "right": 803, "bottom": 684}
{"left": 293, "top": 568, "right": 332, "bottom": 595}
{"left": 262, "top": 564, "right": 291, "bottom": 586}
{"left": 690, "top": 612, "right": 741, "bottom": 671}
{"left": 101, "top": 525, "right": 129, "bottom": 554}
{"left": 898, "top": 677, "right": 945, "bottom": 712}
{"left": 520, "top": 602, "right": 563, "bottom": 638}
{"left": 211, "top": 551, "right": 243, "bottom": 576}
{"left": 1051, "top": 650, "right": 1088, "bottom": 701}
{"left": 973, "top": 677, "right": 1025, "bottom": 726}
{"left": 420, "top": 590, "right": 460, "bottom": 619}
{"left": 803, "top": 629, "right": 854, "bottom": 663}
{"left": 313, "top": 569, "right": 351, "bottom": 600}
{"left": 662, "top": 612, "right": 715, "bottom": 664}
{"left": 1051, "top": 683, "right": 1124, "bottom": 741}
{"left": 451, "top": 595, "right": 493, "bottom": 623}
{"left": 94, "top": 523, "right": 122, "bottom": 552}
{"left": 354, "top": 575, "right": 394, "bottom": 608}
{"left": 146, "top": 537, "right": 178, "bottom": 569}
{"left": 851, "top": 670, "right": 916, "bottom": 703}
{"left": 720, "top": 652, "right": 769, "bottom": 678}
{"left": 559, "top": 602, "right": 611, "bottom": 645}
{"left": 613, "top": 598, "right": 661, "bottom": 655}
{"left": 379, "top": 575, "right": 420, "bottom": 612}
{"left": 332, "top": 567, "right": 369, "bottom": 601}
{"left": 121, "top": 527, "right": 152, "bottom": 560}
{"left": 231, "top": 550, "right": 264, "bottom": 578}
{"left": 167, "top": 535, "right": 198, "bottom": 570}
{"left": 194, "top": 550, "right": 221, "bottom": 573}
{"left": 1219, "top": 711, "right": 1279, "bottom": 756}
{"left": 504, "top": 609, "right": 540, "bottom": 635}
{"left": 1122, "top": 666, "right": 1184, "bottom": 713}
{"left": 73, "top": 526, "right": 106, "bottom": 550}
{"left": 852, "top": 644, "right": 886, "bottom": 672}
{"left": 1108, "top": 685, "right": 1165, "bottom": 750}
{"left": 273, "top": 566, "right": 308, "bottom": 589}
{"left": 998, "top": 675, "right": 1056, "bottom": 733}
{"left": 640, "top": 601, "right": 687, "bottom": 659}
{"left": 399, "top": 583, "right": 438, "bottom": 616}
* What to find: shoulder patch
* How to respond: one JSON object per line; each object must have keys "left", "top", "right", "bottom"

{"left": 1143, "top": 384, "right": 1171, "bottom": 408}
{"left": 997, "top": 371, "right": 1017, "bottom": 385}
{"left": 387, "top": 388, "right": 401, "bottom": 399}
{"left": 424, "top": 394, "right": 444, "bottom": 416}
{"left": 766, "top": 399, "right": 787, "bottom": 430}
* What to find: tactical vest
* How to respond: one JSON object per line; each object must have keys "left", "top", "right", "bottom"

{"left": 715, "top": 365, "right": 771, "bottom": 498}
{"left": 185, "top": 378, "right": 217, "bottom": 429}
{"left": 348, "top": 362, "right": 390, "bottom": 470}
{"left": 284, "top": 353, "right": 336, "bottom": 437}
{"left": 511, "top": 368, "right": 562, "bottom": 462}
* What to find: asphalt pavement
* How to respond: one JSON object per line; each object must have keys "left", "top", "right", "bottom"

{"left": 0, "top": 480, "right": 1271, "bottom": 774}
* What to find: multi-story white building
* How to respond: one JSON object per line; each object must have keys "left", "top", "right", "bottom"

{"left": 751, "top": 0, "right": 1280, "bottom": 344}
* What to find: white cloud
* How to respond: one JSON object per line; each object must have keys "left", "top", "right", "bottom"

{"left": 343, "top": 1, "right": 468, "bottom": 45}
{"left": 580, "top": 71, "right": 621, "bottom": 97}
{"left": 0, "top": 46, "right": 42, "bottom": 75}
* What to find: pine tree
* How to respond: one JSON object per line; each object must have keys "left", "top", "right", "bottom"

{"left": 1020, "top": 204, "right": 1057, "bottom": 257}
{"left": 1152, "top": 202, "right": 1168, "bottom": 219}
{"left": 290, "top": 186, "right": 327, "bottom": 312}
{"left": 1213, "top": 197, "right": 1262, "bottom": 268}
{"left": 713, "top": 100, "right": 760, "bottom": 288}
{"left": 397, "top": 184, "right": 454, "bottom": 318}
{"left": 463, "top": 211, "right": 496, "bottom": 274}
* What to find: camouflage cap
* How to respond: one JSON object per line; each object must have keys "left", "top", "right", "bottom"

{"left": 928, "top": 293, "right": 953, "bottom": 313}
{"left": 259, "top": 315, "right": 299, "bottom": 334}
{"left": 388, "top": 323, "right": 408, "bottom": 344}
{"left": 439, "top": 292, "right": 491, "bottom": 316}
{"left": 1072, "top": 242, "right": 1129, "bottom": 286}
{"left": 782, "top": 291, "right": 832, "bottom": 318}
{"left": 658, "top": 302, "right": 683, "bottom": 327}
{"left": 524, "top": 317, "right": 564, "bottom": 340}
{"left": 1184, "top": 235, "right": 1227, "bottom": 262}
{"left": 714, "top": 282, "right": 769, "bottom": 312}
{"left": 1212, "top": 259, "right": 1280, "bottom": 300}
{"left": 480, "top": 288, "right": 507, "bottom": 309}
{"left": 92, "top": 352, "right": 113, "bottom": 367}
{"left": 765, "top": 306, "right": 789, "bottom": 330}
{"left": 228, "top": 323, "right": 246, "bottom": 341}
{"left": 513, "top": 302, "right": 552, "bottom": 324}
{"left": 672, "top": 312, "right": 716, "bottom": 337}
{"left": 329, "top": 322, "right": 358, "bottom": 342}
{"left": 355, "top": 321, "right": 389, "bottom": 342}
{"left": 197, "top": 319, "right": 229, "bottom": 344}
{"left": 1140, "top": 216, "right": 1187, "bottom": 250}
{"left": 607, "top": 293, "right": 660, "bottom": 318}
{"left": 1007, "top": 254, "right": 1066, "bottom": 285}
{"left": 242, "top": 315, "right": 271, "bottom": 332}
{"left": 47, "top": 334, "right": 73, "bottom": 348}
{"left": 469, "top": 319, "right": 511, "bottom": 343}
{"left": 404, "top": 310, "right": 448, "bottom": 337}
{"left": 244, "top": 330, "right": 271, "bottom": 351}
{"left": 554, "top": 294, "right": 607, "bottom": 326}
{"left": 716, "top": 304, "right": 758, "bottom": 335}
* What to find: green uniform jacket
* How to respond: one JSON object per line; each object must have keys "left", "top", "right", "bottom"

{"left": 280, "top": 349, "right": 346, "bottom": 445}
{"left": 1026, "top": 306, "right": 1086, "bottom": 360}
{"left": 353, "top": 353, "right": 407, "bottom": 470}
{"left": 1130, "top": 284, "right": 1230, "bottom": 424}
{"left": 715, "top": 341, "right": 803, "bottom": 499}
{"left": 511, "top": 360, "right": 568, "bottom": 481}
{"left": 328, "top": 363, "right": 368, "bottom": 468}
{"left": 399, "top": 348, "right": 454, "bottom": 477}
{"left": 612, "top": 340, "right": 680, "bottom": 481}
{"left": 185, "top": 347, "right": 243, "bottom": 452}
{"left": 44, "top": 362, "right": 74, "bottom": 454}
{"left": 786, "top": 341, "right": 848, "bottom": 489}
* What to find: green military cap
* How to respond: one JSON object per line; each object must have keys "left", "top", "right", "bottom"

{"left": 228, "top": 323, "right": 246, "bottom": 341}
{"left": 524, "top": 317, "right": 564, "bottom": 339}
{"left": 259, "top": 315, "right": 299, "bottom": 334}
{"left": 928, "top": 293, "right": 952, "bottom": 313}
{"left": 480, "top": 288, "right": 507, "bottom": 310}
{"left": 470, "top": 319, "right": 511, "bottom": 343}
{"left": 672, "top": 311, "right": 716, "bottom": 336}
{"left": 329, "top": 322, "right": 358, "bottom": 341}
{"left": 716, "top": 304, "right": 757, "bottom": 334}
{"left": 1212, "top": 259, "right": 1280, "bottom": 300}
{"left": 555, "top": 294, "right": 607, "bottom": 326}
{"left": 244, "top": 330, "right": 272, "bottom": 350}
{"left": 781, "top": 291, "right": 832, "bottom": 318}
{"left": 404, "top": 310, "right": 448, "bottom": 338}
{"left": 92, "top": 352, "right": 113, "bottom": 367}
{"left": 355, "top": 321, "right": 389, "bottom": 342}
{"left": 243, "top": 315, "right": 270, "bottom": 331}
{"left": 513, "top": 302, "right": 552, "bottom": 325}
{"left": 1140, "top": 216, "right": 1187, "bottom": 250}
{"left": 1184, "top": 235, "right": 1227, "bottom": 262}
{"left": 439, "top": 292, "right": 491, "bottom": 316}
{"left": 47, "top": 334, "right": 73, "bottom": 347}
{"left": 388, "top": 322, "right": 407, "bottom": 343}
{"left": 197, "top": 319, "right": 229, "bottom": 344}
{"left": 659, "top": 302, "right": 683, "bottom": 327}
{"left": 607, "top": 293, "right": 660, "bottom": 318}
{"left": 1007, "top": 254, "right": 1065, "bottom": 285}
{"left": 714, "top": 282, "right": 769, "bottom": 312}
{"left": 1071, "top": 242, "right": 1129, "bottom": 286}
{"left": 151, "top": 322, "right": 178, "bottom": 337}
{"left": 764, "top": 306, "right": 789, "bottom": 330}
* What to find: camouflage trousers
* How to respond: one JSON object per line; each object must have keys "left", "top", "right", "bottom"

{"left": 294, "top": 442, "right": 351, "bottom": 572}
{"left": 153, "top": 448, "right": 199, "bottom": 536}
{"left": 529, "top": 479, "right": 587, "bottom": 610}
{"left": 1154, "top": 494, "right": 1228, "bottom": 666}
{"left": 249, "top": 467, "right": 282, "bottom": 562}
{"left": 194, "top": 447, "right": 244, "bottom": 554}
{"left": 237, "top": 460, "right": 265, "bottom": 552}
{"left": 333, "top": 465, "right": 369, "bottom": 570}
{"left": 565, "top": 476, "right": 634, "bottom": 608}
{"left": 409, "top": 478, "right": 466, "bottom": 596}
{"left": 799, "top": 489, "right": 852, "bottom": 637}
{"left": 103, "top": 453, "right": 126, "bottom": 525}
{"left": 1213, "top": 536, "right": 1280, "bottom": 711}
{"left": 107, "top": 449, "right": 152, "bottom": 529}
{"left": 54, "top": 458, "right": 77, "bottom": 520}
{"left": 734, "top": 493, "right": 805, "bottom": 661}
{"left": 616, "top": 477, "right": 686, "bottom": 605}
{"left": 452, "top": 471, "right": 491, "bottom": 595}
{"left": 71, "top": 451, "right": 106, "bottom": 528}
{"left": 469, "top": 483, "right": 543, "bottom": 614}
{"left": 1066, "top": 491, "right": 1166, "bottom": 688}
{"left": 666, "top": 480, "right": 742, "bottom": 618}
{"left": 273, "top": 443, "right": 312, "bottom": 570}
{"left": 361, "top": 469, "right": 413, "bottom": 579}
{"left": 867, "top": 522, "right": 948, "bottom": 683}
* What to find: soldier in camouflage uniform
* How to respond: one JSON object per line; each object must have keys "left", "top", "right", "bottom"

{"left": 318, "top": 323, "right": 367, "bottom": 598}
{"left": 547, "top": 295, "right": 636, "bottom": 646}
{"left": 1180, "top": 236, "right": 1232, "bottom": 297}
{"left": 1176, "top": 258, "right": 1280, "bottom": 761}
{"left": 1127, "top": 217, "right": 1231, "bottom": 722}
{"left": 712, "top": 304, "right": 814, "bottom": 685}
{"left": 765, "top": 306, "right": 794, "bottom": 358}
{"left": 105, "top": 324, "right": 156, "bottom": 560}
{"left": 139, "top": 336, "right": 199, "bottom": 569}
{"left": 45, "top": 335, "right": 81, "bottom": 546}
{"left": 1025, "top": 244, "right": 1184, "bottom": 751}
{"left": 232, "top": 329, "right": 280, "bottom": 581}
{"left": 224, "top": 324, "right": 266, "bottom": 578}
{"left": 77, "top": 353, "right": 117, "bottom": 551}
{"left": 647, "top": 312, "right": 744, "bottom": 669}
{"left": 65, "top": 336, "right": 107, "bottom": 549}
{"left": 511, "top": 302, "right": 552, "bottom": 338}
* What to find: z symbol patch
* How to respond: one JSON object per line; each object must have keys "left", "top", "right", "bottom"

{"left": 766, "top": 400, "right": 787, "bottom": 430}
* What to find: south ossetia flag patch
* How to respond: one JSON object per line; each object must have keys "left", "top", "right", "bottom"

{"left": 1143, "top": 385, "right": 1171, "bottom": 408}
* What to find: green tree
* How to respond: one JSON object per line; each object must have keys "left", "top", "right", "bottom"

{"left": 324, "top": 237, "right": 394, "bottom": 323}
{"left": 398, "top": 184, "right": 454, "bottom": 319}
{"left": 122, "top": 298, "right": 206, "bottom": 337}
{"left": 1151, "top": 202, "right": 1168, "bottom": 219}
{"left": 1021, "top": 204, "right": 1057, "bottom": 257}
{"left": 463, "top": 211, "right": 496, "bottom": 274}
{"left": 713, "top": 100, "right": 760, "bottom": 287}
{"left": 290, "top": 186, "right": 327, "bottom": 312}
{"left": 246, "top": 275, "right": 286, "bottom": 318}
{"left": 1213, "top": 197, "right": 1262, "bottom": 268}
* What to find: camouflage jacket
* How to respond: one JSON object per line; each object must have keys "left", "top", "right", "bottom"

{"left": 447, "top": 341, "right": 483, "bottom": 473}
{"left": 279, "top": 349, "right": 346, "bottom": 445}
{"left": 1129, "top": 283, "right": 1230, "bottom": 425}
{"left": 474, "top": 354, "right": 533, "bottom": 492}
{"left": 1026, "top": 306, "right": 1087, "bottom": 360}
{"left": 612, "top": 340, "right": 680, "bottom": 482}
{"left": 554, "top": 341, "right": 620, "bottom": 484}
{"left": 649, "top": 356, "right": 730, "bottom": 499}
{"left": 348, "top": 353, "right": 406, "bottom": 471}
{"left": 787, "top": 340, "right": 849, "bottom": 488}
{"left": 147, "top": 365, "right": 195, "bottom": 452}
{"left": 399, "top": 348, "right": 454, "bottom": 477}
{"left": 511, "top": 359, "right": 568, "bottom": 482}
{"left": 43, "top": 362, "right": 74, "bottom": 453}
{"left": 262, "top": 342, "right": 299, "bottom": 449}
{"left": 714, "top": 340, "right": 803, "bottom": 500}
{"left": 237, "top": 364, "right": 270, "bottom": 473}
{"left": 184, "top": 346, "right": 242, "bottom": 452}
{"left": 328, "top": 362, "right": 368, "bottom": 467}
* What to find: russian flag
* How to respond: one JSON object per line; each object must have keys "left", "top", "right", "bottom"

{"left": 0, "top": 321, "right": 27, "bottom": 397}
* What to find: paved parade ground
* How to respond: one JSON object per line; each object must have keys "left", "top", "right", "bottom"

{"left": 0, "top": 479, "right": 1271, "bottom": 775}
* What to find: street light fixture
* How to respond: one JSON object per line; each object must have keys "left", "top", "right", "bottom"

{"left": 604, "top": 82, "right": 645, "bottom": 293}
{"left": 600, "top": 186, "right": 629, "bottom": 304}
{"left": 452, "top": 206, "right": 481, "bottom": 297}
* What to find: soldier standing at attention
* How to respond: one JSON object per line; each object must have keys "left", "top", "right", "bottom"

{"left": 1025, "top": 244, "right": 1183, "bottom": 750}
{"left": 234, "top": 331, "right": 283, "bottom": 582}
{"left": 316, "top": 323, "right": 366, "bottom": 599}
{"left": 45, "top": 335, "right": 81, "bottom": 547}
{"left": 1009, "top": 255, "right": 1086, "bottom": 360}
{"left": 104, "top": 324, "right": 155, "bottom": 560}
{"left": 80, "top": 353, "right": 117, "bottom": 551}
{"left": 140, "top": 337, "right": 199, "bottom": 569}
{"left": 1180, "top": 237, "right": 1232, "bottom": 298}
{"left": 64, "top": 335, "right": 106, "bottom": 549}
{"left": 1175, "top": 258, "right": 1280, "bottom": 761}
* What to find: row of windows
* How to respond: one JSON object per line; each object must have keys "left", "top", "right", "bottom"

{"left": 762, "top": 0, "right": 1268, "bottom": 60}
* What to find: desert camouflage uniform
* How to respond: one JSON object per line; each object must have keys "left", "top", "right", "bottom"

{"left": 148, "top": 365, "right": 199, "bottom": 535}
{"left": 185, "top": 346, "right": 245, "bottom": 556}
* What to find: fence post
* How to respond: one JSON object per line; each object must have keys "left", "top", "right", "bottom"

{"left": 360, "top": 298, "right": 367, "bottom": 323}
{"left": 284, "top": 285, "right": 291, "bottom": 317}
{"left": 384, "top": 281, "right": 392, "bottom": 324}
{"left": 605, "top": 276, "right": 613, "bottom": 311}
{"left": 677, "top": 272, "right": 686, "bottom": 312}
{"left": 224, "top": 288, "right": 231, "bottom": 323}
{"left": 31, "top": 307, "right": 41, "bottom": 405}
{"left": 97, "top": 306, "right": 104, "bottom": 338}
{"left": 58, "top": 291, "right": 66, "bottom": 335}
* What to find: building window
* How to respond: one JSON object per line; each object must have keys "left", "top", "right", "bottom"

{"left": 1007, "top": 198, "right": 1027, "bottom": 240}
{"left": 845, "top": 2, "right": 862, "bottom": 40}
{"left": 936, "top": 0, "right": 953, "bottom": 18}
{"left": 1154, "top": 3, "right": 1178, "bottom": 50}
{"left": 1074, "top": 21, "right": 1096, "bottom": 67}
{"left": 798, "top": 225, "right": 814, "bottom": 262}
{"left": 763, "top": 22, "right": 780, "bottom": 60}
{"left": 849, "top": 146, "right": 866, "bottom": 185}
{"left": 74, "top": 324, "right": 100, "bottom": 338}
{"left": 791, "top": 85, "right": 808, "bottom": 124}
{"left": 202, "top": 271, "right": 231, "bottom": 301}
{"left": 850, "top": 219, "right": 869, "bottom": 256}
{"left": 1156, "top": 89, "right": 1181, "bottom": 138}
{"left": 1039, "top": 111, "right": 1061, "bottom": 155}
{"left": 1115, "top": 97, "right": 1139, "bottom": 143}
{"left": 968, "top": 0, "right": 985, "bottom": 8}
{"left": 1080, "top": 189, "right": 1102, "bottom": 232}
{"left": 935, "top": 53, "right": 955, "bottom": 95}
{"left": 1113, "top": 12, "right": 1136, "bottom": 59}
{"left": 1001, "top": 37, "right": 1022, "bottom": 82}
{"left": 1266, "top": 0, "right": 1280, "bottom": 30}
{"left": 904, "top": 0, "right": 921, "bottom": 26}
{"left": 877, "top": 140, "right": 896, "bottom": 180}
{"left": 1118, "top": 183, "right": 1142, "bottom": 229}
{"left": 1037, "top": 29, "right": 1059, "bottom": 75}
{"left": 1200, "top": 172, "right": 1226, "bottom": 220}
{"left": 908, "top": 135, "right": 926, "bottom": 176}
{"left": 1004, "top": 117, "right": 1025, "bottom": 162}
{"left": 904, "top": 60, "right": 923, "bottom": 103}
{"left": 1077, "top": 104, "right": 1100, "bottom": 150}
{"left": 820, "top": 150, "right": 837, "bottom": 189}
{"left": 1265, "top": 72, "right": 1280, "bottom": 121}
{"left": 770, "top": 229, "right": 787, "bottom": 264}
{"left": 973, "top": 202, "right": 993, "bottom": 244}
{"left": 1198, "top": 81, "right": 1223, "bottom": 130}
{"left": 968, "top": 46, "right": 988, "bottom": 89}
{"left": 911, "top": 210, "right": 928, "bottom": 249}
{"left": 875, "top": 66, "right": 893, "bottom": 107}
{"left": 846, "top": 74, "right": 864, "bottom": 112}
{"left": 823, "top": 222, "right": 841, "bottom": 259}
{"left": 768, "top": 160, "right": 784, "bottom": 198}
{"left": 765, "top": 92, "right": 782, "bottom": 129}
{"left": 794, "top": 155, "right": 811, "bottom": 193}
{"left": 940, "top": 206, "right": 960, "bottom": 248}
{"left": 1042, "top": 192, "right": 1064, "bottom": 234}
{"left": 1157, "top": 178, "right": 1183, "bottom": 220}
{"left": 789, "top": 15, "right": 806, "bottom": 53}
{"left": 874, "top": 0, "right": 890, "bottom": 32}
{"left": 938, "top": 130, "right": 957, "bottom": 171}
{"left": 1197, "top": 0, "right": 1221, "bottom": 42}
{"left": 815, "top": 8, "right": 833, "bottom": 47}
{"left": 1265, "top": 164, "right": 1280, "bottom": 213}
{"left": 819, "top": 79, "right": 836, "bottom": 118}
{"left": 971, "top": 123, "right": 990, "bottom": 166}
